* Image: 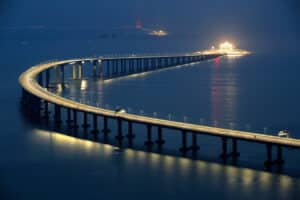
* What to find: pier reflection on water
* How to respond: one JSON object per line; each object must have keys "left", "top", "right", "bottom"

{"left": 30, "top": 128, "right": 299, "bottom": 200}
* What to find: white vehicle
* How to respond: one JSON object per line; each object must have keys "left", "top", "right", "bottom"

{"left": 278, "top": 130, "right": 289, "bottom": 138}
{"left": 115, "top": 108, "right": 126, "bottom": 114}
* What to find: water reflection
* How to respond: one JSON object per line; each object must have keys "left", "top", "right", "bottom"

{"left": 80, "top": 79, "right": 88, "bottom": 90}
{"left": 30, "top": 128, "right": 300, "bottom": 198}
{"left": 31, "top": 128, "right": 113, "bottom": 156}
{"left": 211, "top": 57, "right": 238, "bottom": 127}
{"left": 61, "top": 79, "right": 104, "bottom": 107}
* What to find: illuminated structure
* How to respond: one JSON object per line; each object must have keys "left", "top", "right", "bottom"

{"left": 202, "top": 41, "right": 250, "bottom": 56}
{"left": 19, "top": 49, "right": 299, "bottom": 168}
{"left": 219, "top": 41, "right": 234, "bottom": 51}
{"left": 148, "top": 30, "right": 168, "bottom": 37}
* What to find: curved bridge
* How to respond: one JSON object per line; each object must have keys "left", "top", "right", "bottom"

{"left": 19, "top": 53, "right": 300, "bottom": 167}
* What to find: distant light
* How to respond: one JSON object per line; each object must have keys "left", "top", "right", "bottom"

{"left": 215, "top": 57, "right": 220, "bottom": 65}
{"left": 219, "top": 41, "right": 234, "bottom": 51}
{"left": 202, "top": 41, "right": 250, "bottom": 56}
{"left": 148, "top": 30, "right": 168, "bottom": 37}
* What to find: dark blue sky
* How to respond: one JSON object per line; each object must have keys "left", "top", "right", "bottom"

{"left": 1, "top": 0, "right": 299, "bottom": 50}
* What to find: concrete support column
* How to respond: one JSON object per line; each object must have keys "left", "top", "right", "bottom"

{"left": 144, "top": 59, "right": 148, "bottom": 71}
{"left": 151, "top": 58, "right": 155, "bottom": 70}
{"left": 158, "top": 58, "right": 162, "bottom": 68}
{"left": 264, "top": 143, "right": 272, "bottom": 166}
{"left": 191, "top": 133, "right": 200, "bottom": 154}
{"left": 112, "top": 60, "right": 116, "bottom": 75}
{"left": 53, "top": 66, "right": 59, "bottom": 83}
{"left": 107, "top": 60, "right": 111, "bottom": 78}
{"left": 232, "top": 138, "right": 240, "bottom": 157}
{"left": 179, "top": 130, "right": 188, "bottom": 154}
{"left": 115, "top": 118, "right": 124, "bottom": 145}
{"left": 60, "top": 65, "right": 64, "bottom": 85}
{"left": 277, "top": 145, "right": 284, "bottom": 164}
{"left": 78, "top": 62, "right": 83, "bottom": 79}
{"left": 120, "top": 59, "right": 123, "bottom": 73}
{"left": 66, "top": 108, "right": 72, "bottom": 127}
{"left": 138, "top": 59, "right": 142, "bottom": 72}
{"left": 220, "top": 137, "right": 228, "bottom": 158}
{"left": 164, "top": 58, "right": 168, "bottom": 67}
{"left": 129, "top": 59, "right": 133, "bottom": 73}
{"left": 93, "top": 61, "right": 97, "bottom": 78}
{"left": 124, "top": 59, "right": 128, "bottom": 74}
{"left": 116, "top": 60, "right": 119, "bottom": 75}
{"left": 171, "top": 57, "right": 175, "bottom": 66}
{"left": 82, "top": 112, "right": 90, "bottom": 129}
{"left": 91, "top": 114, "right": 99, "bottom": 135}
{"left": 132, "top": 59, "right": 135, "bottom": 72}
{"left": 72, "top": 64, "right": 77, "bottom": 79}
{"left": 98, "top": 60, "right": 102, "bottom": 79}
{"left": 72, "top": 109, "right": 79, "bottom": 129}
{"left": 155, "top": 126, "right": 165, "bottom": 149}
{"left": 126, "top": 121, "right": 135, "bottom": 145}
{"left": 144, "top": 124, "right": 154, "bottom": 147}
{"left": 43, "top": 100, "right": 49, "bottom": 119}
{"left": 54, "top": 104, "right": 62, "bottom": 126}
{"left": 102, "top": 116, "right": 110, "bottom": 136}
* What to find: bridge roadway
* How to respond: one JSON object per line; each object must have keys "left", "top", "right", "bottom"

{"left": 19, "top": 56, "right": 300, "bottom": 150}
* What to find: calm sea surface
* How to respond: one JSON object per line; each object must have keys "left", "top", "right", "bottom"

{"left": 0, "top": 30, "right": 300, "bottom": 199}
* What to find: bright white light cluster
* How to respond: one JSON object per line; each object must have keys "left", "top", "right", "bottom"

{"left": 219, "top": 41, "right": 234, "bottom": 51}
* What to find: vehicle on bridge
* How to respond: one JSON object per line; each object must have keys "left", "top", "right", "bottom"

{"left": 278, "top": 130, "right": 289, "bottom": 138}
{"left": 115, "top": 108, "right": 126, "bottom": 114}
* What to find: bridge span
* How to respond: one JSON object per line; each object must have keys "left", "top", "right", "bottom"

{"left": 19, "top": 53, "right": 300, "bottom": 167}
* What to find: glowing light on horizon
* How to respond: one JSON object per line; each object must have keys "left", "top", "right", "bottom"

{"left": 202, "top": 41, "right": 250, "bottom": 56}
{"left": 148, "top": 30, "right": 168, "bottom": 37}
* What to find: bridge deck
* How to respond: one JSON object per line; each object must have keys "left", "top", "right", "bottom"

{"left": 19, "top": 57, "right": 300, "bottom": 149}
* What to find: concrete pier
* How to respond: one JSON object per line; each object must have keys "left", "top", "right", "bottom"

{"left": 126, "top": 121, "right": 135, "bottom": 145}
{"left": 91, "top": 114, "right": 99, "bottom": 135}
{"left": 145, "top": 124, "right": 154, "bottom": 147}
{"left": 179, "top": 130, "right": 188, "bottom": 154}
{"left": 155, "top": 126, "right": 165, "bottom": 146}
{"left": 54, "top": 104, "right": 62, "bottom": 126}
{"left": 92, "top": 60, "right": 97, "bottom": 78}
{"left": 72, "top": 109, "right": 78, "bottom": 129}
{"left": 66, "top": 108, "right": 72, "bottom": 127}
{"left": 116, "top": 118, "right": 124, "bottom": 145}
{"left": 82, "top": 112, "right": 90, "bottom": 129}
{"left": 60, "top": 65, "right": 65, "bottom": 86}
{"left": 102, "top": 116, "right": 110, "bottom": 136}
{"left": 72, "top": 63, "right": 77, "bottom": 80}
{"left": 78, "top": 62, "right": 83, "bottom": 79}
{"left": 191, "top": 132, "right": 200, "bottom": 154}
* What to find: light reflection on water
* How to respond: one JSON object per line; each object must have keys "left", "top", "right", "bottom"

{"left": 211, "top": 58, "right": 238, "bottom": 127}
{"left": 30, "top": 128, "right": 300, "bottom": 199}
